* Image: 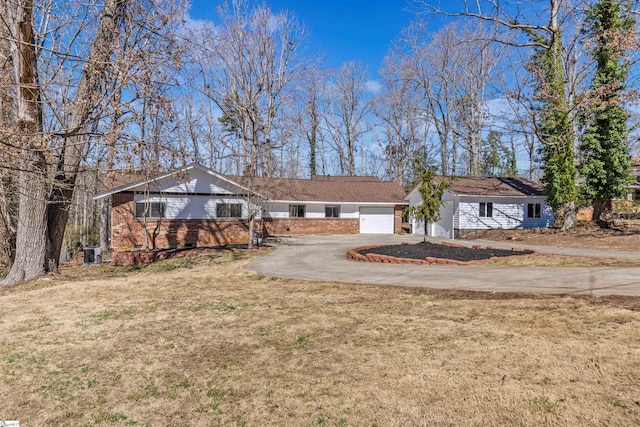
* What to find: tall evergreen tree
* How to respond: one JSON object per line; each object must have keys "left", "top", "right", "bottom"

{"left": 580, "top": 0, "right": 636, "bottom": 222}
{"left": 531, "top": 18, "right": 578, "bottom": 230}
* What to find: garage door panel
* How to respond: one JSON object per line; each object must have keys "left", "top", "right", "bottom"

{"left": 360, "top": 207, "right": 394, "bottom": 234}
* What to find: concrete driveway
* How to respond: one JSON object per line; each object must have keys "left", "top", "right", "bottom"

{"left": 248, "top": 234, "right": 640, "bottom": 296}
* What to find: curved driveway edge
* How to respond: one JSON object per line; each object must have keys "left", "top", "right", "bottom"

{"left": 248, "top": 234, "right": 640, "bottom": 297}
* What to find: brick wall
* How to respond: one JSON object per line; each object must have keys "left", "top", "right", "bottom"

{"left": 263, "top": 218, "right": 359, "bottom": 235}
{"left": 394, "top": 205, "right": 403, "bottom": 234}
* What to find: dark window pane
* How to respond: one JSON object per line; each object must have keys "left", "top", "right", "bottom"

{"left": 325, "top": 206, "right": 339, "bottom": 218}
{"left": 136, "top": 202, "right": 165, "bottom": 218}
{"left": 527, "top": 203, "right": 541, "bottom": 218}
{"left": 217, "top": 203, "right": 242, "bottom": 218}
{"left": 289, "top": 205, "right": 305, "bottom": 218}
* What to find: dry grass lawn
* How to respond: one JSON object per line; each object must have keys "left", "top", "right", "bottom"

{"left": 2, "top": 252, "right": 640, "bottom": 426}
{"left": 463, "top": 221, "right": 640, "bottom": 252}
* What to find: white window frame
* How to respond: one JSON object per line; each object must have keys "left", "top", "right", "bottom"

{"left": 527, "top": 203, "right": 541, "bottom": 218}
{"left": 479, "top": 202, "right": 493, "bottom": 218}
{"left": 325, "top": 205, "right": 340, "bottom": 218}
{"left": 135, "top": 201, "right": 165, "bottom": 219}
{"left": 216, "top": 203, "right": 243, "bottom": 219}
{"left": 289, "top": 204, "right": 306, "bottom": 218}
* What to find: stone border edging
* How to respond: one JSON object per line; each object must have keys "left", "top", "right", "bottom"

{"left": 346, "top": 242, "right": 537, "bottom": 266}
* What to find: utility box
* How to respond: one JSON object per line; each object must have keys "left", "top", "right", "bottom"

{"left": 83, "top": 247, "right": 102, "bottom": 266}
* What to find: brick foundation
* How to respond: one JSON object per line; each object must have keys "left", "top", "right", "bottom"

{"left": 263, "top": 218, "right": 359, "bottom": 235}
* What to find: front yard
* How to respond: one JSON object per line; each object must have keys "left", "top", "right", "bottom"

{"left": 1, "top": 251, "right": 639, "bottom": 425}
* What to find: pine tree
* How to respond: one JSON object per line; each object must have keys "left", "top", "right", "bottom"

{"left": 580, "top": 0, "right": 636, "bottom": 222}
{"left": 406, "top": 156, "right": 449, "bottom": 241}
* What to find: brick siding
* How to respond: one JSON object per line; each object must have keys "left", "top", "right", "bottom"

{"left": 263, "top": 218, "right": 359, "bottom": 235}
{"left": 394, "top": 205, "right": 403, "bottom": 234}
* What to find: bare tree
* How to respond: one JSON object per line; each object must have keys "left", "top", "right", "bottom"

{"left": 189, "top": 0, "right": 309, "bottom": 178}
{"left": 294, "top": 65, "right": 327, "bottom": 177}
{"left": 324, "top": 61, "right": 372, "bottom": 176}
{"left": 499, "top": 54, "right": 540, "bottom": 179}
{"left": 373, "top": 51, "right": 426, "bottom": 185}
{"left": 450, "top": 26, "right": 503, "bottom": 176}
{"left": 1, "top": 0, "right": 187, "bottom": 284}
{"left": 0, "top": 9, "right": 17, "bottom": 266}
{"left": 400, "top": 22, "right": 461, "bottom": 175}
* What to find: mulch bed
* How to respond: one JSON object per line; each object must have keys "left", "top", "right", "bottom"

{"left": 359, "top": 242, "right": 534, "bottom": 262}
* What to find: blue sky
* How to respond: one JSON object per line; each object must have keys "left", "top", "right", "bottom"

{"left": 188, "top": 0, "right": 417, "bottom": 76}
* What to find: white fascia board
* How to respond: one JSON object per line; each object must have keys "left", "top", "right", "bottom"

{"left": 457, "top": 194, "right": 544, "bottom": 199}
{"left": 269, "top": 200, "right": 408, "bottom": 205}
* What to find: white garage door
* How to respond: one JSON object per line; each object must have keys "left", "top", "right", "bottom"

{"left": 360, "top": 207, "right": 394, "bottom": 234}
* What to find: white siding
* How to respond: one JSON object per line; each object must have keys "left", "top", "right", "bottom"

{"left": 457, "top": 196, "right": 553, "bottom": 230}
{"left": 429, "top": 201, "right": 454, "bottom": 238}
{"left": 407, "top": 190, "right": 456, "bottom": 236}
{"left": 263, "top": 202, "right": 359, "bottom": 219}
{"left": 340, "top": 205, "right": 359, "bottom": 219}
{"left": 134, "top": 194, "right": 249, "bottom": 220}
{"left": 144, "top": 168, "right": 242, "bottom": 194}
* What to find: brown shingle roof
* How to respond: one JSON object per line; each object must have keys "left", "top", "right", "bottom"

{"left": 101, "top": 170, "right": 148, "bottom": 192}
{"left": 232, "top": 175, "right": 407, "bottom": 203}
{"left": 445, "top": 176, "right": 544, "bottom": 197}
{"left": 99, "top": 165, "right": 407, "bottom": 204}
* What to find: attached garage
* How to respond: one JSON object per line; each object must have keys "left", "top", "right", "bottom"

{"left": 359, "top": 207, "right": 395, "bottom": 234}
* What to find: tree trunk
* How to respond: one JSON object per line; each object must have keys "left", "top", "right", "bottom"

{"left": 3, "top": 154, "right": 49, "bottom": 284}
{"left": 2, "top": 0, "right": 48, "bottom": 285}
{"left": 0, "top": 173, "right": 16, "bottom": 265}
{"left": 100, "top": 197, "right": 111, "bottom": 253}
{"left": 248, "top": 215, "right": 255, "bottom": 249}
{"left": 560, "top": 201, "right": 576, "bottom": 231}
{"left": 43, "top": 0, "right": 127, "bottom": 273}
{"left": 592, "top": 199, "right": 613, "bottom": 224}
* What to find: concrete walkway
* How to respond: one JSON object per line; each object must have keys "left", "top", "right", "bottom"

{"left": 248, "top": 234, "right": 640, "bottom": 296}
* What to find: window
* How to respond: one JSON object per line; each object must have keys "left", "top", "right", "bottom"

{"left": 325, "top": 205, "right": 340, "bottom": 218}
{"left": 479, "top": 202, "right": 493, "bottom": 218}
{"left": 289, "top": 204, "right": 306, "bottom": 218}
{"left": 135, "top": 202, "right": 165, "bottom": 218}
{"left": 216, "top": 203, "right": 242, "bottom": 218}
{"left": 527, "top": 203, "right": 541, "bottom": 218}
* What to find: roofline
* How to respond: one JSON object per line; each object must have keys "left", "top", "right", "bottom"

{"left": 267, "top": 200, "right": 409, "bottom": 205}
{"left": 93, "top": 163, "right": 259, "bottom": 200}
{"left": 405, "top": 187, "right": 545, "bottom": 200}
{"left": 456, "top": 194, "right": 546, "bottom": 198}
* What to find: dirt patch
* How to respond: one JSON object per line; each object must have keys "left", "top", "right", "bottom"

{"left": 462, "top": 221, "right": 640, "bottom": 251}
{"left": 360, "top": 241, "right": 533, "bottom": 262}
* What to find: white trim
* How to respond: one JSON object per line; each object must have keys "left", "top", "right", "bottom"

{"left": 270, "top": 200, "right": 406, "bottom": 205}
{"left": 456, "top": 194, "right": 544, "bottom": 198}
